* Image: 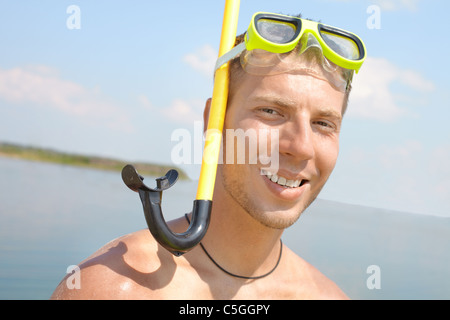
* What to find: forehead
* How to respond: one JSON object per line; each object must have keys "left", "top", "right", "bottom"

{"left": 231, "top": 70, "right": 346, "bottom": 114}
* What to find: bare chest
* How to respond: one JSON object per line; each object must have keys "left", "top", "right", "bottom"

{"left": 121, "top": 269, "right": 308, "bottom": 300}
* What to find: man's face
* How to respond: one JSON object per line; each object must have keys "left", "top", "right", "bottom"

{"left": 219, "top": 69, "right": 345, "bottom": 229}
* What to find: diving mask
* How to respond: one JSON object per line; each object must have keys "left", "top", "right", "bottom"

{"left": 215, "top": 12, "right": 366, "bottom": 92}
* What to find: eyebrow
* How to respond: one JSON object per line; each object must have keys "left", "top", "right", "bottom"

{"left": 252, "top": 95, "right": 298, "bottom": 110}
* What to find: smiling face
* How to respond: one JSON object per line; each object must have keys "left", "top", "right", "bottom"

{"left": 218, "top": 68, "right": 345, "bottom": 230}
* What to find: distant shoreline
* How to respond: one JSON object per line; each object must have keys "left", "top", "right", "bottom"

{"left": 0, "top": 142, "right": 189, "bottom": 180}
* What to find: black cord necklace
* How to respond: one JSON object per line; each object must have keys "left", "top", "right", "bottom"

{"left": 184, "top": 214, "right": 283, "bottom": 280}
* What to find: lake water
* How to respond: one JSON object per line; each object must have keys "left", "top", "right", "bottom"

{"left": 0, "top": 156, "right": 449, "bottom": 300}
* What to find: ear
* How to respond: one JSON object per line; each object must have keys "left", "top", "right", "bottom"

{"left": 203, "top": 98, "right": 212, "bottom": 134}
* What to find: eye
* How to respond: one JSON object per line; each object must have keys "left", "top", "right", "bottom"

{"left": 312, "top": 120, "right": 338, "bottom": 133}
{"left": 315, "top": 120, "right": 332, "bottom": 127}
{"left": 257, "top": 107, "right": 285, "bottom": 121}
{"left": 261, "top": 108, "right": 280, "bottom": 115}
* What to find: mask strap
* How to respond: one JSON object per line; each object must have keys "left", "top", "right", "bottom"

{"left": 214, "top": 42, "right": 246, "bottom": 73}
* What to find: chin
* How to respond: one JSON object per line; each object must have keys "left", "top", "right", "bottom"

{"left": 251, "top": 210, "right": 302, "bottom": 230}
{"left": 221, "top": 164, "right": 320, "bottom": 230}
{"left": 248, "top": 197, "right": 316, "bottom": 230}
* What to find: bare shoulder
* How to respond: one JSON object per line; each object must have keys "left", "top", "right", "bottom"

{"left": 282, "top": 245, "right": 349, "bottom": 300}
{"left": 50, "top": 228, "right": 173, "bottom": 300}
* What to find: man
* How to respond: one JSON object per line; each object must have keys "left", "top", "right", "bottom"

{"left": 51, "top": 12, "right": 365, "bottom": 300}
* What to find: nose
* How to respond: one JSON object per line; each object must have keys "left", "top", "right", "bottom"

{"left": 278, "top": 118, "right": 315, "bottom": 161}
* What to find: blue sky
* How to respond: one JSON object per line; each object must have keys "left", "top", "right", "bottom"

{"left": 1, "top": 0, "right": 449, "bottom": 217}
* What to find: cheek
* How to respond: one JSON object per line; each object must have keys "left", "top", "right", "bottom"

{"left": 315, "top": 138, "right": 340, "bottom": 179}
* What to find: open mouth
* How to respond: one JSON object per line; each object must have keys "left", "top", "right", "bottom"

{"left": 261, "top": 170, "right": 308, "bottom": 189}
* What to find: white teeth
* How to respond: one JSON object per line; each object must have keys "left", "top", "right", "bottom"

{"left": 262, "top": 170, "right": 303, "bottom": 188}
{"left": 271, "top": 174, "right": 278, "bottom": 183}
{"left": 277, "top": 177, "right": 286, "bottom": 186}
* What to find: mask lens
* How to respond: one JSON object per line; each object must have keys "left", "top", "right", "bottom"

{"left": 256, "top": 19, "right": 297, "bottom": 44}
{"left": 320, "top": 30, "right": 360, "bottom": 60}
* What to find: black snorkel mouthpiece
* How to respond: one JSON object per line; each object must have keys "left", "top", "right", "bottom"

{"left": 121, "top": 164, "right": 212, "bottom": 257}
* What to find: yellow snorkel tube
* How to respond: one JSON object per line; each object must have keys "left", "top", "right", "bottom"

{"left": 197, "top": 0, "right": 240, "bottom": 201}
{"left": 122, "top": 0, "right": 240, "bottom": 256}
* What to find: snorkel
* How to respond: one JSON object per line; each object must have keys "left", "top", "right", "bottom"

{"left": 122, "top": 0, "right": 241, "bottom": 257}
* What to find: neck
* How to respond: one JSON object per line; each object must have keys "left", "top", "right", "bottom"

{"left": 195, "top": 173, "right": 283, "bottom": 278}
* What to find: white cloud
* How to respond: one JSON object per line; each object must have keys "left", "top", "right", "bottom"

{"left": 160, "top": 98, "right": 204, "bottom": 124}
{"left": 373, "top": 0, "right": 420, "bottom": 11}
{"left": 134, "top": 94, "right": 204, "bottom": 125}
{"left": 348, "top": 57, "right": 434, "bottom": 121}
{"left": 183, "top": 44, "right": 218, "bottom": 77}
{"left": 0, "top": 65, "right": 134, "bottom": 132}
{"left": 330, "top": 0, "right": 421, "bottom": 11}
{"left": 137, "top": 94, "right": 152, "bottom": 110}
{"left": 398, "top": 70, "right": 435, "bottom": 92}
